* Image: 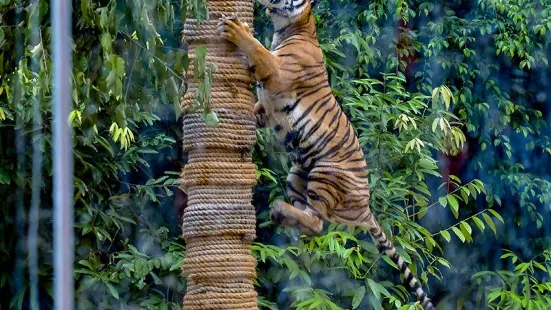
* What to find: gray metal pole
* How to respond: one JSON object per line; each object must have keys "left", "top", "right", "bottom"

{"left": 51, "top": 1, "right": 74, "bottom": 309}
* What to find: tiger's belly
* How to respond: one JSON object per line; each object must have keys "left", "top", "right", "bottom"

{"left": 260, "top": 90, "right": 352, "bottom": 162}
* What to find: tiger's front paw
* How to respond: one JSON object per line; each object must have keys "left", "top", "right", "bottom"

{"left": 217, "top": 16, "right": 251, "bottom": 47}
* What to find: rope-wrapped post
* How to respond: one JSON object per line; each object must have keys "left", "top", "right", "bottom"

{"left": 180, "top": 0, "right": 258, "bottom": 309}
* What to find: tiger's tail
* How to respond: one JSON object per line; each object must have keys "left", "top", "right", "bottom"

{"left": 361, "top": 215, "right": 435, "bottom": 310}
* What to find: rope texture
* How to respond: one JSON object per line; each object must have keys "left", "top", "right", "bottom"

{"left": 181, "top": 0, "right": 258, "bottom": 309}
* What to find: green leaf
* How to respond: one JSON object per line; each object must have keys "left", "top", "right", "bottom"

{"left": 382, "top": 255, "right": 398, "bottom": 269}
{"left": 460, "top": 222, "right": 472, "bottom": 243}
{"left": 149, "top": 272, "right": 163, "bottom": 285}
{"left": 78, "top": 260, "right": 94, "bottom": 270}
{"left": 440, "top": 230, "right": 451, "bottom": 242}
{"left": 137, "top": 149, "right": 159, "bottom": 154}
{"left": 417, "top": 207, "right": 428, "bottom": 219}
{"left": 82, "top": 226, "right": 93, "bottom": 236}
{"left": 174, "top": 98, "right": 183, "bottom": 119}
{"left": 352, "top": 286, "right": 366, "bottom": 308}
{"left": 299, "top": 270, "right": 312, "bottom": 286}
{"left": 472, "top": 216, "right": 485, "bottom": 232}
{"left": 482, "top": 213, "right": 497, "bottom": 235}
{"left": 487, "top": 209, "right": 504, "bottom": 223}
{"left": 440, "top": 86, "right": 451, "bottom": 109}
{"left": 431, "top": 87, "right": 439, "bottom": 102}
{"left": 180, "top": 0, "right": 188, "bottom": 24}
{"left": 437, "top": 258, "right": 451, "bottom": 268}
{"left": 366, "top": 278, "right": 390, "bottom": 301}
{"left": 100, "top": 32, "right": 112, "bottom": 53}
{"left": 438, "top": 197, "right": 447, "bottom": 208}
{"left": 9, "top": 285, "right": 27, "bottom": 310}
{"left": 447, "top": 194, "right": 459, "bottom": 218}
{"left": 431, "top": 118, "right": 439, "bottom": 132}
{"left": 201, "top": 110, "right": 219, "bottom": 127}
{"left": 460, "top": 221, "right": 472, "bottom": 235}
{"left": 451, "top": 226, "right": 465, "bottom": 243}
{"left": 104, "top": 282, "right": 119, "bottom": 300}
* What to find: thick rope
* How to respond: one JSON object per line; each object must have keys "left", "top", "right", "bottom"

{"left": 180, "top": 0, "right": 258, "bottom": 309}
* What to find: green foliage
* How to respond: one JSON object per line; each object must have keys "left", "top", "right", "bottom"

{"left": 0, "top": 0, "right": 188, "bottom": 308}
{"left": 187, "top": 46, "right": 219, "bottom": 127}
{"left": 188, "top": 0, "right": 209, "bottom": 24}
{"left": 284, "top": 287, "right": 344, "bottom": 310}
{"left": 473, "top": 249, "right": 551, "bottom": 309}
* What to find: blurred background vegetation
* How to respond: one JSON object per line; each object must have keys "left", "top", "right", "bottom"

{"left": 0, "top": 0, "right": 550, "bottom": 309}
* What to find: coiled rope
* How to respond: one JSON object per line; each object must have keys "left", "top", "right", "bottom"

{"left": 180, "top": 0, "right": 258, "bottom": 309}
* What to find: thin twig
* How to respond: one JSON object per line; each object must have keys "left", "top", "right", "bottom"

{"left": 124, "top": 47, "right": 140, "bottom": 104}
{"left": 408, "top": 180, "right": 477, "bottom": 217}
{"left": 120, "top": 31, "right": 185, "bottom": 83}
{"left": 429, "top": 209, "right": 488, "bottom": 237}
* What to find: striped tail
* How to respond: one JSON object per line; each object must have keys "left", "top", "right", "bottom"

{"left": 361, "top": 219, "right": 435, "bottom": 310}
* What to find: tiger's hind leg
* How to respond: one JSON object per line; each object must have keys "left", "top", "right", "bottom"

{"left": 286, "top": 166, "right": 309, "bottom": 209}
{"left": 271, "top": 166, "right": 323, "bottom": 235}
{"left": 271, "top": 165, "right": 347, "bottom": 235}
{"left": 283, "top": 174, "right": 345, "bottom": 235}
{"left": 271, "top": 200, "right": 323, "bottom": 235}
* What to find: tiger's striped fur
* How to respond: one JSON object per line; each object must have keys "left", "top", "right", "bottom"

{"left": 218, "top": 1, "right": 435, "bottom": 309}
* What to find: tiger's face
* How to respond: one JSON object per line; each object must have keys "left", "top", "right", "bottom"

{"left": 258, "top": 0, "right": 311, "bottom": 19}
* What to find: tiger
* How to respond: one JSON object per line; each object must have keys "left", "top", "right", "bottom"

{"left": 217, "top": 1, "right": 436, "bottom": 309}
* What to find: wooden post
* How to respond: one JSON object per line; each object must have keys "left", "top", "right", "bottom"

{"left": 180, "top": 0, "right": 258, "bottom": 309}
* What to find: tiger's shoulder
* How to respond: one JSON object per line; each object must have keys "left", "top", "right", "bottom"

{"left": 271, "top": 31, "right": 323, "bottom": 63}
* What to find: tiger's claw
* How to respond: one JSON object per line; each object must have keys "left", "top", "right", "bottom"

{"left": 217, "top": 16, "right": 251, "bottom": 46}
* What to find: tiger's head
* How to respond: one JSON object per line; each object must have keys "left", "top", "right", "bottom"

{"left": 258, "top": 0, "right": 313, "bottom": 29}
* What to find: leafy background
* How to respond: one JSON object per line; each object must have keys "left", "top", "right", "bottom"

{"left": 1, "top": 0, "right": 550, "bottom": 309}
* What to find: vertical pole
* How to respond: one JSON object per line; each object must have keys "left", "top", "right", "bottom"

{"left": 51, "top": 1, "right": 74, "bottom": 309}
{"left": 180, "top": 0, "right": 258, "bottom": 309}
